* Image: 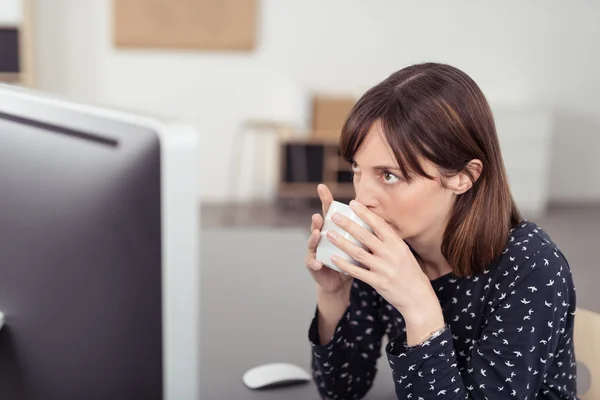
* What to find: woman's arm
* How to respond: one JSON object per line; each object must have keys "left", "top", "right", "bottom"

{"left": 316, "top": 284, "right": 352, "bottom": 345}
{"left": 385, "top": 249, "right": 576, "bottom": 399}
{"left": 309, "top": 279, "right": 386, "bottom": 400}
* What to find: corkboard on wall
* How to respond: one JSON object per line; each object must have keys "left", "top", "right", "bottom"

{"left": 113, "top": 0, "right": 257, "bottom": 51}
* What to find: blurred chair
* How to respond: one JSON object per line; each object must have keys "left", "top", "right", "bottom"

{"left": 574, "top": 307, "right": 600, "bottom": 399}
{"left": 225, "top": 120, "right": 307, "bottom": 225}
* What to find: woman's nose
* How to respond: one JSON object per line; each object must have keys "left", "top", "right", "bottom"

{"left": 354, "top": 181, "right": 378, "bottom": 209}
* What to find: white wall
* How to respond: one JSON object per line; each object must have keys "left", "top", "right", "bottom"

{"left": 0, "top": 0, "right": 21, "bottom": 25}
{"left": 34, "top": 0, "right": 600, "bottom": 203}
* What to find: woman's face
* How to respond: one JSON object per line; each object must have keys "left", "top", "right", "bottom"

{"left": 350, "top": 123, "right": 457, "bottom": 244}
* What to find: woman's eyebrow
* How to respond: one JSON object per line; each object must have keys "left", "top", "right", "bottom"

{"left": 372, "top": 165, "right": 402, "bottom": 171}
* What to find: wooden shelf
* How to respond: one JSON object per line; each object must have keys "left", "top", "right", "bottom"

{"left": 19, "top": 0, "right": 34, "bottom": 87}
{"left": 277, "top": 137, "right": 355, "bottom": 201}
{"left": 281, "top": 136, "right": 340, "bottom": 146}
{"left": 278, "top": 182, "right": 355, "bottom": 199}
{"left": 0, "top": 0, "right": 34, "bottom": 87}
{"left": 0, "top": 72, "right": 20, "bottom": 83}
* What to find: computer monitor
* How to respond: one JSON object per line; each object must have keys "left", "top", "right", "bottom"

{"left": 0, "top": 84, "right": 201, "bottom": 400}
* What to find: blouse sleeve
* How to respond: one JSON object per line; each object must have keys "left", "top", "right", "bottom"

{"left": 308, "top": 279, "right": 386, "bottom": 399}
{"left": 384, "top": 247, "right": 575, "bottom": 400}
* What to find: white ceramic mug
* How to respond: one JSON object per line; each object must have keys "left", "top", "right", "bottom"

{"left": 316, "top": 200, "right": 374, "bottom": 273}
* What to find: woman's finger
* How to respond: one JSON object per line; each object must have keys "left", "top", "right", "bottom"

{"left": 330, "top": 212, "right": 385, "bottom": 255}
{"left": 318, "top": 184, "right": 333, "bottom": 217}
{"left": 350, "top": 200, "right": 406, "bottom": 246}
{"left": 308, "top": 259, "right": 323, "bottom": 271}
{"left": 304, "top": 245, "right": 323, "bottom": 271}
{"left": 331, "top": 255, "right": 375, "bottom": 286}
{"left": 326, "top": 230, "right": 379, "bottom": 270}
{"left": 311, "top": 213, "right": 323, "bottom": 232}
{"left": 307, "top": 229, "right": 321, "bottom": 252}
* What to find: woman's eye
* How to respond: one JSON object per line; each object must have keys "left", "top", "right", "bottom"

{"left": 382, "top": 172, "right": 400, "bottom": 184}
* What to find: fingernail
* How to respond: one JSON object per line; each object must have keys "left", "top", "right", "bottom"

{"left": 350, "top": 200, "right": 358, "bottom": 208}
{"left": 327, "top": 231, "right": 338, "bottom": 240}
{"left": 331, "top": 212, "right": 342, "bottom": 222}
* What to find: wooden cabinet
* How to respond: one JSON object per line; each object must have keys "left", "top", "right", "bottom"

{"left": 0, "top": 0, "right": 34, "bottom": 87}
{"left": 277, "top": 138, "right": 355, "bottom": 203}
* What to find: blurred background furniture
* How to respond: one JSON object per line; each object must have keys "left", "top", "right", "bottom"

{"left": 226, "top": 119, "right": 302, "bottom": 224}
{"left": 310, "top": 95, "right": 357, "bottom": 140}
{"left": 574, "top": 307, "right": 600, "bottom": 400}
{"left": 276, "top": 94, "right": 357, "bottom": 205}
{"left": 228, "top": 94, "right": 360, "bottom": 222}
{"left": 277, "top": 137, "right": 354, "bottom": 203}
{"left": 0, "top": 0, "right": 34, "bottom": 87}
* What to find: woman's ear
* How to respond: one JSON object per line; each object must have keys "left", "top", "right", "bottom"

{"left": 448, "top": 159, "right": 483, "bottom": 195}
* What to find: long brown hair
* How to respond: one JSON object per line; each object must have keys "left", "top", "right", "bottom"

{"left": 340, "top": 63, "right": 522, "bottom": 276}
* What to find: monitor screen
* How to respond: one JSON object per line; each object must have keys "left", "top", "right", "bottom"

{"left": 0, "top": 108, "right": 164, "bottom": 399}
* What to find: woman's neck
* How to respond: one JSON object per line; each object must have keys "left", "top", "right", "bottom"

{"left": 406, "top": 230, "right": 453, "bottom": 281}
{"left": 419, "top": 256, "right": 452, "bottom": 280}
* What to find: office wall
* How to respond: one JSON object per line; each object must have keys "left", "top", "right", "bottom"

{"left": 34, "top": 0, "right": 600, "bottom": 203}
{"left": 0, "top": 0, "right": 21, "bottom": 25}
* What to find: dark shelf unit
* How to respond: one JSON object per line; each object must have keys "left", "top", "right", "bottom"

{"left": 0, "top": 0, "right": 34, "bottom": 87}
{"left": 277, "top": 138, "right": 355, "bottom": 203}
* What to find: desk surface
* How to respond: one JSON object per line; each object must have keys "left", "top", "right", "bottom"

{"left": 200, "top": 229, "right": 397, "bottom": 399}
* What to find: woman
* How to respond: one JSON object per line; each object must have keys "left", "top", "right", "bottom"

{"left": 304, "top": 63, "right": 577, "bottom": 400}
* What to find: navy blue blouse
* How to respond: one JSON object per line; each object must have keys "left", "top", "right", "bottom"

{"left": 309, "top": 221, "right": 577, "bottom": 400}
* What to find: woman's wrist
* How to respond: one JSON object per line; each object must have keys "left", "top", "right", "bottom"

{"left": 402, "top": 298, "right": 445, "bottom": 347}
{"left": 315, "top": 284, "right": 352, "bottom": 345}
{"left": 316, "top": 279, "right": 352, "bottom": 300}
{"left": 316, "top": 284, "right": 351, "bottom": 312}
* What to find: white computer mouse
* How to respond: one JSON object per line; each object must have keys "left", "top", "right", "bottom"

{"left": 242, "top": 362, "right": 311, "bottom": 389}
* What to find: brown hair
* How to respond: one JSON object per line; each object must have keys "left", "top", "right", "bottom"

{"left": 340, "top": 62, "right": 522, "bottom": 276}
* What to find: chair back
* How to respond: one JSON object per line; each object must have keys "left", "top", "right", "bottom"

{"left": 574, "top": 307, "right": 600, "bottom": 399}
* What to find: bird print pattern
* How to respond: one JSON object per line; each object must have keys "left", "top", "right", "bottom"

{"left": 308, "top": 221, "right": 577, "bottom": 399}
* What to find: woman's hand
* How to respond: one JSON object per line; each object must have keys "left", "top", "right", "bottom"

{"left": 327, "top": 200, "right": 445, "bottom": 344}
{"left": 304, "top": 184, "right": 354, "bottom": 296}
